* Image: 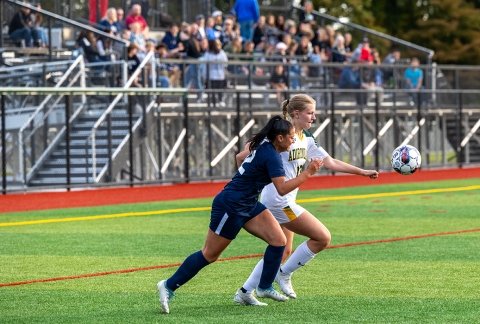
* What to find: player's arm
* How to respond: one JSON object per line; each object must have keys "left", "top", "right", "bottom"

{"left": 322, "top": 156, "right": 378, "bottom": 179}
{"left": 271, "top": 159, "right": 323, "bottom": 196}
{"left": 235, "top": 143, "right": 251, "bottom": 168}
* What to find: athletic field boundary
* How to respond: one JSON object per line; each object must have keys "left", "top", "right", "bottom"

{"left": 1, "top": 184, "right": 479, "bottom": 228}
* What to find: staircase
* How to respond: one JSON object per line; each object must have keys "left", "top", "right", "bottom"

{"left": 28, "top": 105, "right": 141, "bottom": 186}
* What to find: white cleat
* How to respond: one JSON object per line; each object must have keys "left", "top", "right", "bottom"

{"left": 256, "top": 286, "right": 289, "bottom": 302}
{"left": 275, "top": 271, "right": 297, "bottom": 299}
{"left": 234, "top": 289, "right": 268, "bottom": 306}
{"left": 157, "top": 280, "right": 174, "bottom": 314}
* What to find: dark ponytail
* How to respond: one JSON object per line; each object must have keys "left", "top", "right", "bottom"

{"left": 248, "top": 115, "right": 293, "bottom": 151}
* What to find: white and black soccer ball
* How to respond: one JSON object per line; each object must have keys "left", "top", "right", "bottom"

{"left": 391, "top": 145, "right": 422, "bottom": 175}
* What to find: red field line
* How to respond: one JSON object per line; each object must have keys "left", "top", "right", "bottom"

{"left": 1, "top": 167, "right": 480, "bottom": 213}
{"left": 2, "top": 227, "right": 478, "bottom": 288}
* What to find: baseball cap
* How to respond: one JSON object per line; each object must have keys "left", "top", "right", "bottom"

{"left": 212, "top": 10, "right": 222, "bottom": 18}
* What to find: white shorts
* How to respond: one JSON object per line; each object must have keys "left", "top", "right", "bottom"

{"left": 268, "top": 202, "right": 306, "bottom": 224}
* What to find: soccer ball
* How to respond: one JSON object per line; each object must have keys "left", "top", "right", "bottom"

{"left": 391, "top": 145, "right": 422, "bottom": 175}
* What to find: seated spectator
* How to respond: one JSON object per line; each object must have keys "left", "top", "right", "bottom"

{"left": 127, "top": 43, "right": 142, "bottom": 87}
{"left": 331, "top": 33, "right": 348, "bottom": 63}
{"left": 252, "top": 15, "right": 266, "bottom": 47}
{"left": 338, "top": 63, "right": 374, "bottom": 105}
{"left": 96, "top": 29, "right": 115, "bottom": 62}
{"left": 8, "top": 6, "right": 42, "bottom": 47}
{"left": 129, "top": 22, "right": 147, "bottom": 58}
{"left": 30, "top": 3, "right": 48, "bottom": 47}
{"left": 126, "top": 4, "right": 149, "bottom": 37}
{"left": 270, "top": 64, "right": 288, "bottom": 104}
{"left": 382, "top": 48, "right": 401, "bottom": 87}
{"left": 404, "top": 57, "right": 423, "bottom": 105}
{"left": 162, "top": 24, "right": 180, "bottom": 50}
{"left": 99, "top": 8, "right": 118, "bottom": 35}
{"left": 220, "top": 17, "right": 238, "bottom": 49}
{"left": 299, "top": 0, "right": 315, "bottom": 23}
{"left": 77, "top": 31, "right": 102, "bottom": 63}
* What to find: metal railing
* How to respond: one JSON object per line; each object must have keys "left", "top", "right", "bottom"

{"left": 89, "top": 50, "right": 156, "bottom": 182}
{"left": 18, "top": 55, "right": 86, "bottom": 184}
{"left": 2, "top": 0, "right": 129, "bottom": 59}
{"left": 1, "top": 87, "right": 479, "bottom": 193}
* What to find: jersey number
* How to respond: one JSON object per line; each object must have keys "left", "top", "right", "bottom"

{"left": 238, "top": 151, "right": 256, "bottom": 175}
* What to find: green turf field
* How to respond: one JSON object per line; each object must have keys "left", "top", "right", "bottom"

{"left": 1, "top": 178, "right": 479, "bottom": 323}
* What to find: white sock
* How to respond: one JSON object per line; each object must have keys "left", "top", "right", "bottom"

{"left": 242, "top": 259, "right": 264, "bottom": 293}
{"left": 280, "top": 241, "right": 316, "bottom": 275}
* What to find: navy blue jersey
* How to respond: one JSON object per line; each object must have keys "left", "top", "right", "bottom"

{"left": 221, "top": 141, "right": 285, "bottom": 216}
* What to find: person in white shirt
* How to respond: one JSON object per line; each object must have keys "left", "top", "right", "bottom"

{"left": 234, "top": 94, "right": 379, "bottom": 305}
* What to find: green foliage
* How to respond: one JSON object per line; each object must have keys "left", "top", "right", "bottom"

{"left": 315, "top": 0, "right": 480, "bottom": 63}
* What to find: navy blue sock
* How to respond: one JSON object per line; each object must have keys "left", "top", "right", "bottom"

{"left": 258, "top": 245, "right": 285, "bottom": 290}
{"left": 166, "top": 250, "right": 210, "bottom": 291}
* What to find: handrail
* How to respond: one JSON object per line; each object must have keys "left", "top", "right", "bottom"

{"left": 18, "top": 55, "right": 84, "bottom": 183}
{"left": 18, "top": 55, "right": 84, "bottom": 135}
{"left": 4, "top": 0, "right": 129, "bottom": 46}
{"left": 90, "top": 50, "right": 155, "bottom": 181}
{"left": 292, "top": 4, "right": 435, "bottom": 59}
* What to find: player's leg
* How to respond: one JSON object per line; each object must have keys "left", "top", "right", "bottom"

{"left": 236, "top": 206, "right": 294, "bottom": 304}
{"left": 238, "top": 209, "right": 288, "bottom": 302}
{"left": 275, "top": 210, "right": 331, "bottom": 298}
{"left": 158, "top": 229, "right": 231, "bottom": 313}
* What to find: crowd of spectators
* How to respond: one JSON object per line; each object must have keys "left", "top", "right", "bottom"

{"left": 58, "top": 0, "right": 421, "bottom": 105}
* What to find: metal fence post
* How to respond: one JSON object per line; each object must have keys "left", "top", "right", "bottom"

{"left": 183, "top": 93, "right": 190, "bottom": 182}
{"left": 128, "top": 95, "right": 134, "bottom": 186}
{"left": 1, "top": 94, "right": 6, "bottom": 194}
{"left": 65, "top": 94, "right": 71, "bottom": 191}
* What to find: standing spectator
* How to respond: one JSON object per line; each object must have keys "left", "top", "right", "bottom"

{"left": 205, "top": 17, "right": 217, "bottom": 41}
{"left": 195, "top": 15, "right": 207, "bottom": 40}
{"left": 404, "top": 57, "right": 423, "bottom": 105}
{"left": 212, "top": 10, "right": 224, "bottom": 39}
{"left": 99, "top": 8, "right": 118, "bottom": 35}
{"left": 115, "top": 8, "right": 127, "bottom": 33}
{"left": 233, "top": 0, "right": 260, "bottom": 42}
{"left": 331, "top": 33, "right": 348, "bottom": 63}
{"left": 125, "top": 4, "right": 149, "bottom": 37}
{"left": 183, "top": 25, "right": 206, "bottom": 102}
{"left": 8, "top": 7, "right": 39, "bottom": 47}
{"left": 202, "top": 39, "right": 229, "bottom": 106}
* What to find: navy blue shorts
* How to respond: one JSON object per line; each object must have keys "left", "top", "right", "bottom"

{"left": 209, "top": 193, "right": 267, "bottom": 240}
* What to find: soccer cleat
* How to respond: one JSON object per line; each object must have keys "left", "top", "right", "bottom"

{"left": 275, "top": 271, "right": 297, "bottom": 299}
{"left": 256, "top": 286, "right": 289, "bottom": 302}
{"left": 157, "top": 280, "right": 174, "bottom": 314}
{"left": 233, "top": 289, "right": 268, "bottom": 306}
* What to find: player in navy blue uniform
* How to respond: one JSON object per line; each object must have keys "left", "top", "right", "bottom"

{"left": 157, "top": 116, "right": 323, "bottom": 313}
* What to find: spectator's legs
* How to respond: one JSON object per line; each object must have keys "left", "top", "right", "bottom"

{"left": 239, "top": 20, "right": 254, "bottom": 41}
{"left": 9, "top": 28, "right": 33, "bottom": 47}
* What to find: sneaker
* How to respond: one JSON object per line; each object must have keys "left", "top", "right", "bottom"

{"left": 157, "top": 280, "right": 174, "bottom": 314}
{"left": 256, "top": 286, "right": 289, "bottom": 302}
{"left": 275, "top": 271, "right": 297, "bottom": 299}
{"left": 233, "top": 289, "right": 268, "bottom": 306}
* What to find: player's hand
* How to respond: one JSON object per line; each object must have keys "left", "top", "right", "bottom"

{"left": 306, "top": 158, "right": 323, "bottom": 175}
{"left": 362, "top": 169, "right": 379, "bottom": 179}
